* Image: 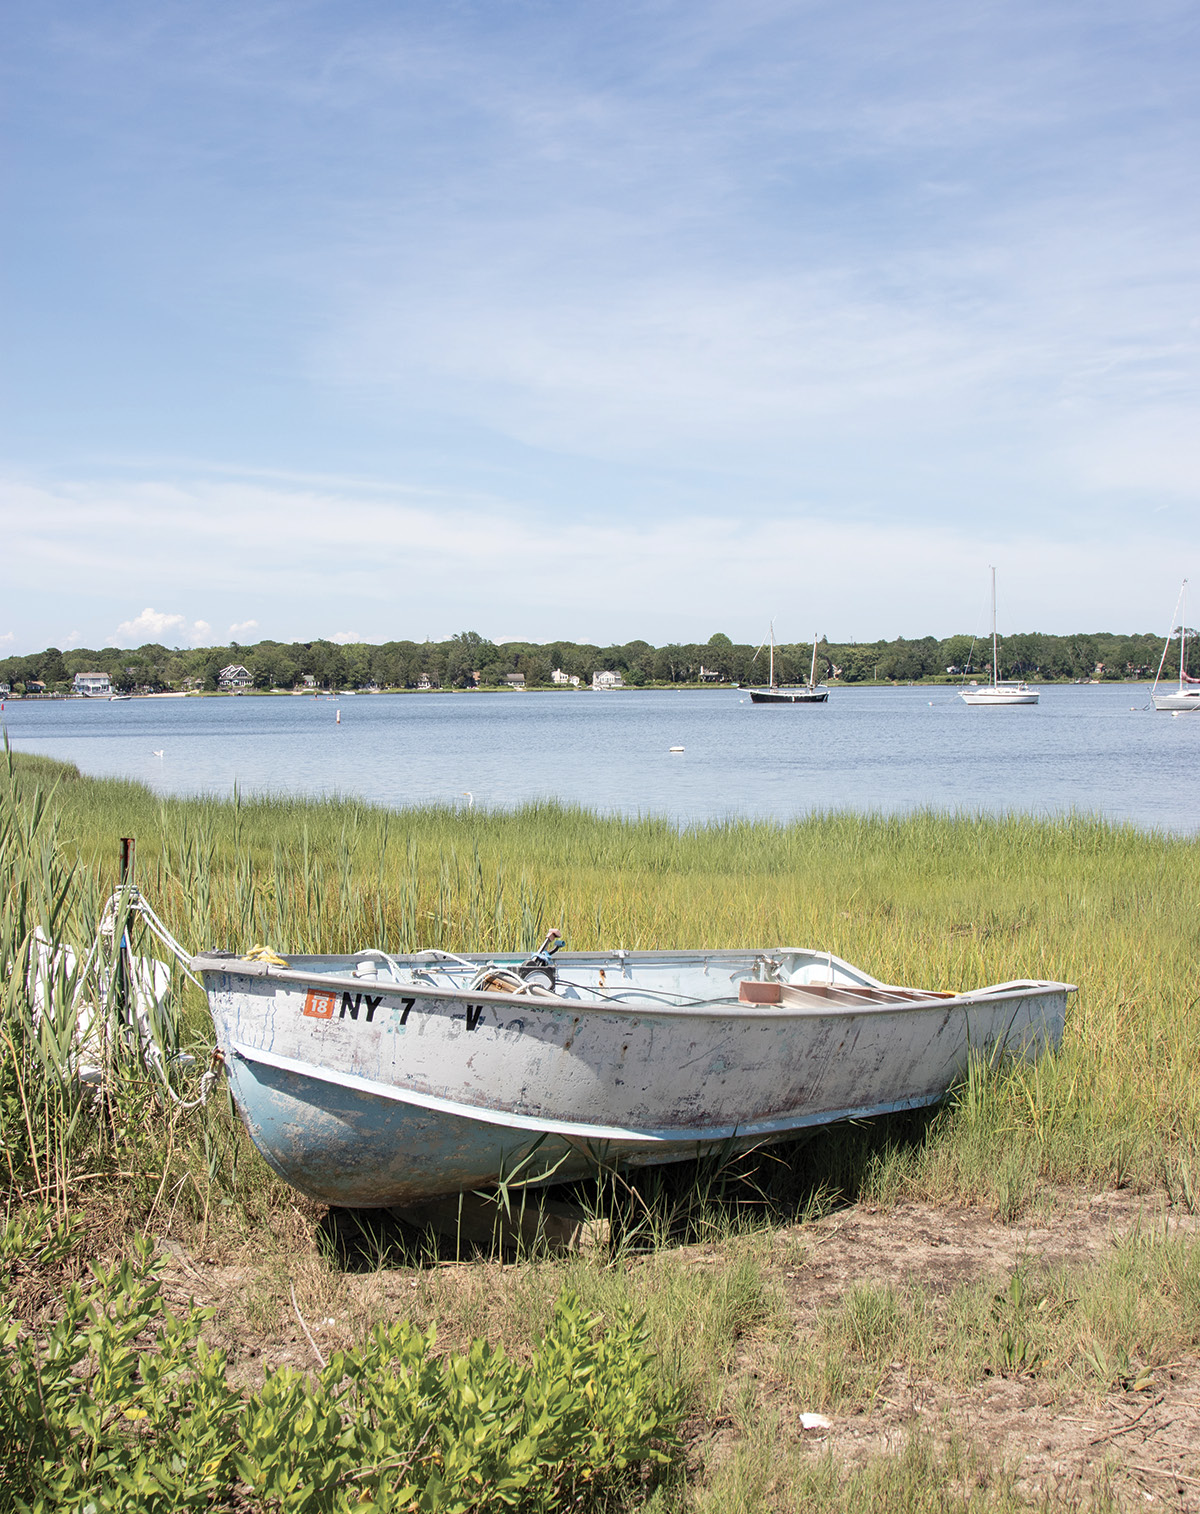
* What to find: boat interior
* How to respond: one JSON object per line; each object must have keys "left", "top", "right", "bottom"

{"left": 225, "top": 946, "right": 954, "bottom": 1012}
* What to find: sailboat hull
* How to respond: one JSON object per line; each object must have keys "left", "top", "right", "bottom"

{"left": 1151, "top": 690, "right": 1200, "bottom": 711}
{"left": 749, "top": 687, "right": 829, "bottom": 704}
{"left": 960, "top": 686, "right": 1039, "bottom": 706}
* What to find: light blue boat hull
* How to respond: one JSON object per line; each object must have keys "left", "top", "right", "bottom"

{"left": 230, "top": 1051, "right": 584, "bottom": 1201}
{"left": 225, "top": 1040, "right": 955, "bottom": 1206}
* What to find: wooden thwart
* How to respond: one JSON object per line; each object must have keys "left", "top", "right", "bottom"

{"left": 738, "top": 980, "right": 952, "bottom": 1009}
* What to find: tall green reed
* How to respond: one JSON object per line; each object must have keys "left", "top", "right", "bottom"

{"left": 0, "top": 755, "right": 255, "bottom": 1229}
{"left": 12, "top": 754, "right": 1200, "bottom": 1210}
{"left": 0, "top": 756, "right": 95, "bottom": 1209}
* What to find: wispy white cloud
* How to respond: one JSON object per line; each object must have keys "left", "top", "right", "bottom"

{"left": 229, "top": 619, "right": 259, "bottom": 639}
{"left": 0, "top": 631, "right": 13, "bottom": 645}
{"left": 109, "top": 607, "right": 213, "bottom": 647}
{"left": 320, "top": 179, "right": 1199, "bottom": 497}
{"left": 2, "top": 471, "right": 1188, "bottom": 649}
{"left": 329, "top": 631, "right": 362, "bottom": 645}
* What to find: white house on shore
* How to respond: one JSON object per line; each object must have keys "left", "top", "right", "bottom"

{"left": 592, "top": 670, "right": 623, "bottom": 690}
{"left": 551, "top": 668, "right": 581, "bottom": 686}
{"left": 73, "top": 672, "right": 113, "bottom": 697}
{"left": 218, "top": 664, "right": 253, "bottom": 691}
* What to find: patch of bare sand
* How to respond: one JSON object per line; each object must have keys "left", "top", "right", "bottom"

{"left": 757, "top": 1191, "right": 1200, "bottom": 1511}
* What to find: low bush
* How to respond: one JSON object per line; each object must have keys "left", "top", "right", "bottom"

{"left": 0, "top": 1211, "right": 681, "bottom": 1513}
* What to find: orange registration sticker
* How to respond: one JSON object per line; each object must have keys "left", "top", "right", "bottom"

{"left": 303, "top": 989, "right": 338, "bottom": 1020}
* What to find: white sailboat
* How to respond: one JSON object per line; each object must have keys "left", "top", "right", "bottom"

{"left": 1150, "top": 580, "right": 1200, "bottom": 711}
{"left": 960, "top": 569, "right": 1039, "bottom": 706}
{"left": 749, "top": 626, "right": 829, "bottom": 704}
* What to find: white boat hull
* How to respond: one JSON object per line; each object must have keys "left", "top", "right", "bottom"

{"left": 195, "top": 948, "right": 1072, "bottom": 1207}
{"left": 1152, "top": 690, "right": 1200, "bottom": 711}
{"left": 960, "top": 685, "right": 1039, "bottom": 706}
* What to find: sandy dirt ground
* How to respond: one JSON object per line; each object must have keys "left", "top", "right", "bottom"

{"left": 758, "top": 1192, "right": 1200, "bottom": 1510}
{"left": 157, "top": 1189, "right": 1200, "bottom": 1511}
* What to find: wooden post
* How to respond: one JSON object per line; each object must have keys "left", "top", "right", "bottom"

{"left": 115, "top": 837, "right": 136, "bottom": 1024}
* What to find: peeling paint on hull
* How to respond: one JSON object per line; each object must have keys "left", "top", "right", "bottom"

{"left": 196, "top": 948, "right": 1073, "bottom": 1207}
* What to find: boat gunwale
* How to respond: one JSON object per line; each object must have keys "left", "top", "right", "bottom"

{"left": 195, "top": 953, "right": 1075, "bottom": 1021}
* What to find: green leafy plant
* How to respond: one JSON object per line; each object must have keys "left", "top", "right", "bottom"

{"left": 989, "top": 1270, "right": 1045, "bottom": 1377}
{"left": 1077, "top": 1340, "right": 1154, "bottom": 1394}
{"left": 0, "top": 1213, "right": 680, "bottom": 1514}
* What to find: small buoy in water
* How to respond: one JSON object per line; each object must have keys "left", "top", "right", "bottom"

{"left": 669, "top": 745, "right": 684, "bottom": 753}
{"left": 336, "top": 709, "right": 341, "bottom": 724}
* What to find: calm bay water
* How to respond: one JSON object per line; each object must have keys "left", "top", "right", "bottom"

{"left": 3, "top": 685, "right": 1197, "bottom": 833}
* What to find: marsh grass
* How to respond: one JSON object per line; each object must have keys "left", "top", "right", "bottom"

{"left": 8, "top": 751, "right": 1200, "bottom": 1227}
{"left": 0, "top": 753, "right": 303, "bottom": 1244}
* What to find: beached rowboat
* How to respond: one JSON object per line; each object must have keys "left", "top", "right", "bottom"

{"left": 193, "top": 943, "right": 1072, "bottom": 1207}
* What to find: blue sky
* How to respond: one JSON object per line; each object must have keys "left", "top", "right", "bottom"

{"left": 2, "top": 0, "right": 1197, "bottom": 654}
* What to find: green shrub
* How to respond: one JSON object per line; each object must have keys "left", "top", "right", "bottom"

{"left": 0, "top": 1211, "right": 680, "bottom": 1513}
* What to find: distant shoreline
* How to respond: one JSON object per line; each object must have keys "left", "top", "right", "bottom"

{"left": 2, "top": 676, "right": 1154, "bottom": 701}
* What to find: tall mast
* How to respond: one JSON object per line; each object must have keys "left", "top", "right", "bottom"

{"left": 1152, "top": 579, "right": 1187, "bottom": 696}
{"left": 1182, "top": 581, "right": 1188, "bottom": 694}
{"left": 991, "top": 566, "right": 998, "bottom": 688}
{"left": 769, "top": 622, "right": 775, "bottom": 689}
{"left": 809, "top": 635, "right": 818, "bottom": 689}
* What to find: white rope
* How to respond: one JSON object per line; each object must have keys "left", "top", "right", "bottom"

{"left": 158, "top": 1064, "right": 219, "bottom": 1110}
{"left": 98, "top": 887, "right": 201, "bottom": 986}
{"left": 351, "top": 947, "right": 411, "bottom": 980}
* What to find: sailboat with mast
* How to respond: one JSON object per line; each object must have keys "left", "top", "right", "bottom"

{"left": 749, "top": 625, "right": 829, "bottom": 704}
{"left": 1150, "top": 580, "right": 1200, "bottom": 711}
{"left": 959, "top": 568, "right": 1039, "bottom": 706}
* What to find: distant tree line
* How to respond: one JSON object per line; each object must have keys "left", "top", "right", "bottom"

{"left": 0, "top": 626, "right": 1186, "bottom": 695}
